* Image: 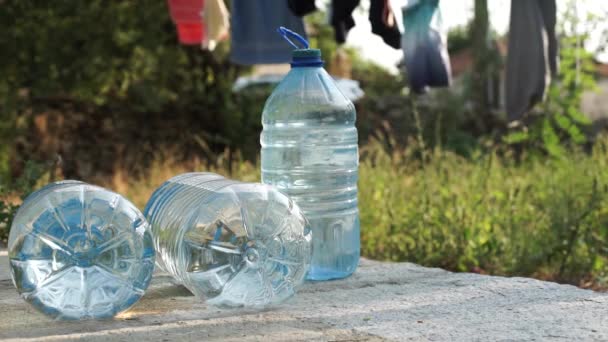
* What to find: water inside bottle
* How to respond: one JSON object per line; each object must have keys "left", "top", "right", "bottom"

{"left": 8, "top": 182, "right": 154, "bottom": 319}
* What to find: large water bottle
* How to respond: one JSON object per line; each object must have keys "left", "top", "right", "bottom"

{"left": 8, "top": 181, "right": 155, "bottom": 320}
{"left": 143, "top": 172, "right": 312, "bottom": 307}
{"left": 261, "top": 28, "right": 360, "bottom": 281}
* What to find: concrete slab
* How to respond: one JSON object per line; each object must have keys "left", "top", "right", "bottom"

{"left": 1, "top": 251, "right": 607, "bottom": 341}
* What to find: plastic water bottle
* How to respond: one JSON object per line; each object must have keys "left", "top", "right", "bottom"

{"left": 143, "top": 172, "right": 312, "bottom": 307}
{"left": 8, "top": 181, "right": 155, "bottom": 320}
{"left": 261, "top": 27, "right": 360, "bottom": 281}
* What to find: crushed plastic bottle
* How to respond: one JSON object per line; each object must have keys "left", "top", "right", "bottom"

{"left": 8, "top": 181, "right": 155, "bottom": 320}
{"left": 261, "top": 27, "right": 360, "bottom": 280}
{"left": 144, "top": 172, "right": 312, "bottom": 307}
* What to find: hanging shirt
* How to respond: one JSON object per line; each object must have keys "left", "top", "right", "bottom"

{"left": 330, "top": 0, "right": 360, "bottom": 44}
{"left": 369, "top": 0, "right": 401, "bottom": 49}
{"left": 288, "top": 0, "right": 317, "bottom": 17}
{"left": 401, "top": 0, "right": 451, "bottom": 93}
{"left": 167, "top": 0, "right": 205, "bottom": 45}
{"left": 230, "top": 0, "right": 307, "bottom": 65}
{"left": 506, "top": 0, "right": 558, "bottom": 121}
{"left": 202, "top": 0, "right": 230, "bottom": 51}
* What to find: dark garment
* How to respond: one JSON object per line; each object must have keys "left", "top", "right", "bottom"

{"left": 506, "top": 0, "right": 558, "bottom": 121}
{"left": 230, "top": 0, "right": 307, "bottom": 65}
{"left": 331, "top": 0, "right": 360, "bottom": 44}
{"left": 537, "top": 0, "right": 558, "bottom": 75}
{"left": 401, "top": 0, "right": 451, "bottom": 93}
{"left": 288, "top": 0, "right": 317, "bottom": 17}
{"left": 369, "top": 0, "right": 401, "bottom": 49}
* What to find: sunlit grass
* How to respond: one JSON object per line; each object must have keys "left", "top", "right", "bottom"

{"left": 4, "top": 137, "right": 608, "bottom": 289}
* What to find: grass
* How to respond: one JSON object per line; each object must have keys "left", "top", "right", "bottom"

{"left": 101, "top": 148, "right": 260, "bottom": 210}
{"left": 359, "top": 135, "right": 608, "bottom": 289}
{"left": 2, "top": 137, "right": 608, "bottom": 290}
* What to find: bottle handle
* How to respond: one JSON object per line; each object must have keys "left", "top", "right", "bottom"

{"left": 277, "top": 26, "right": 309, "bottom": 49}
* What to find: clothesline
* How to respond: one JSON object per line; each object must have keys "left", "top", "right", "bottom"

{"left": 166, "top": 0, "right": 558, "bottom": 121}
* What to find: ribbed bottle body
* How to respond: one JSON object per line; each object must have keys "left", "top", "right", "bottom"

{"left": 261, "top": 66, "right": 360, "bottom": 280}
{"left": 144, "top": 172, "right": 312, "bottom": 307}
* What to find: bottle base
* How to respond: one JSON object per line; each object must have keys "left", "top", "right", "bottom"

{"left": 306, "top": 265, "right": 356, "bottom": 281}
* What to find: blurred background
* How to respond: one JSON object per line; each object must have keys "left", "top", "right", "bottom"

{"left": 2, "top": 0, "right": 608, "bottom": 289}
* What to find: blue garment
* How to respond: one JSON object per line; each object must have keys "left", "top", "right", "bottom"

{"left": 401, "top": 0, "right": 451, "bottom": 93}
{"left": 231, "top": 0, "right": 307, "bottom": 65}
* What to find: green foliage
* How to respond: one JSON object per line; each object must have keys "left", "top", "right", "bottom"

{"left": 0, "top": 1, "right": 255, "bottom": 180}
{"left": 359, "top": 134, "right": 608, "bottom": 286}
{"left": 1, "top": 1, "right": 183, "bottom": 107}
{"left": 111, "top": 129, "right": 608, "bottom": 289}
{"left": 305, "top": 12, "right": 340, "bottom": 63}
{"left": 0, "top": 161, "right": 50, "bottom": 245}
{"left": 0, "top": 199, "right": 18, "bottom": 246}
{"left": 447, "top": 25, "right": 472, "bottom": 54}
{"left": 503, "top": 41, "right": 595, "bottom": 157}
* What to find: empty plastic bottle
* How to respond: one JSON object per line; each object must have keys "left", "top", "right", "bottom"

{"left": 144, "top": 172, "right": 312, "bottom": 307}
{"left": 261, "top": 27, "right": 360, "bottom": 281}
{"left": 8, "top": 181, "right": 155, "bottom": 320}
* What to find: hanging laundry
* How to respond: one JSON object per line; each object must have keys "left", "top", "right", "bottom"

{"left": 401, "top": 0, "right": 451, "bottom": 93}
{"left": 506, "top": 0, "right": 557, "bottom": 121}
{"left": 538, "top": 0, "right": 558, "bottom": 76}
{"left": 330, "top": 0, "right": 360, "bottom": 44}
{"left": 288, "top": 0, "right": 317, "bottom": 17}
{"left": 167, "top": 0, "right": 205, "bottom": 45}
{"left": 201, "top": 0, "right": 230, "bottom": 51}
{"left": 369, "top": 0, "right": 401, "bottom": 49}
{"left": 230, "top": 0, "right": 307, "bottom": 65}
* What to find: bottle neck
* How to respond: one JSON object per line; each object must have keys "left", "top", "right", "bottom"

{"left": 291, "top": 55, "right": 324, "bottom": 68}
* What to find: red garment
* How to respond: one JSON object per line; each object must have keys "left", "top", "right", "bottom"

{"left": 167, "top": 0, "right": 206, "bottom": 45}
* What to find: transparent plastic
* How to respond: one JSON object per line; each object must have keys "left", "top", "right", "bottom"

{"left": 8, "top": 181, "right": 155, "bottom": 320}
{"left": 144, "top": 172, "right": 312, "bottom": 307}
{"left": 261, "top": 63, "right": 360, "bottom": 280}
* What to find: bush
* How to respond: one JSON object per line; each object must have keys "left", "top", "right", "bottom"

{"left": 360, "top": 134, "right": 608, "bottom": 288}
{"left": 0, "top": 160, "right": 53, "bottom": 245}
{"left": 99, "top": 130, "right": 608, "bottom": 290}
{"left": 0, "top": 1, "right": 257, "bottom": 182}
{"left": 4, "top": 133, "right": 608, "bottom": 288}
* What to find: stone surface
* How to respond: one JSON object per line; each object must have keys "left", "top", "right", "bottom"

{"left": 1, "top": 250, "right": 607, "bottom": 341}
